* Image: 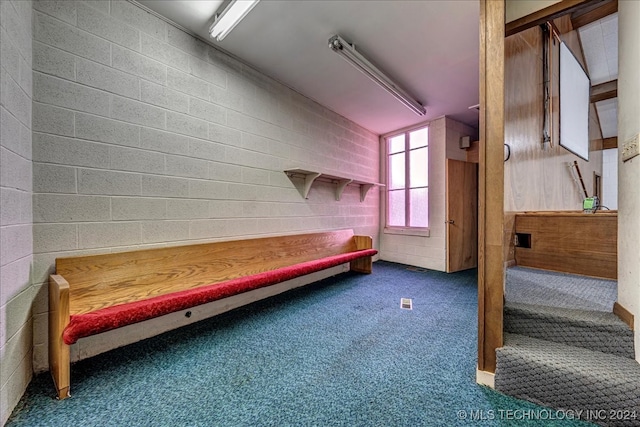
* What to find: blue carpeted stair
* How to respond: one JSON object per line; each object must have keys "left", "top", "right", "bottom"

{"left": 497, "top": 334, "right": 640, "bottom": 426}
{"left": 496, "top": 268, "right": 640, "bottom": 427}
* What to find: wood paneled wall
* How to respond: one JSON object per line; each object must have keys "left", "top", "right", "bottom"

{"left": 504, "top": 18, "right": 603, "bottom": 213}
{"left": 514, "top": 211, "right": 617, "bottom": 279}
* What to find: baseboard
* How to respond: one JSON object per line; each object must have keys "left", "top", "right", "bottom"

{"left": 505, "top": 259, "right": 516, "bottom": 268}
{"left": 614, "top": 302, "right": 634, "bottom": 330}
{"left": 476, "top": 368, "right": 495, "bottom": 388}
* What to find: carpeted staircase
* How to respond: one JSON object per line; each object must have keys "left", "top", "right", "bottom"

{"left": 496, "top": 267, "right": 640, "bottom": 426}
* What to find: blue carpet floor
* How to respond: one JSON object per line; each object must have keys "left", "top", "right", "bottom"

{"left": 7, "top": 261, "right": 593, "bottom": 426}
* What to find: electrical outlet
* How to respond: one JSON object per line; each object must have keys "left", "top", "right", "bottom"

{"left": 622, "top": 133, "right": 640, "bottom": 162}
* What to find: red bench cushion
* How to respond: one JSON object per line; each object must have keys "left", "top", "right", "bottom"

{"left": 62, "top": 249, "right": 377, "bottom": 344}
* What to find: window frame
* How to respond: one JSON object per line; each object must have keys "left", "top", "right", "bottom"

{"left": 383, "top": 124, "right": 430, "bottom": 237}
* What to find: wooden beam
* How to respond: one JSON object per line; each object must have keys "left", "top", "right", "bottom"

{"left": 590, "top": 80, "right": 618, "bottom": 104}
{"left": 478, "top": 0, "right": 504, "bottom": 374}
{"left": 591, "top": 137, "right": 618, "bottom": 150}
{"left": 571, "top": 0, "right": 617, "bottom": 29}
{"left": 506, "top": 0, "right": 606, "bottom": 37}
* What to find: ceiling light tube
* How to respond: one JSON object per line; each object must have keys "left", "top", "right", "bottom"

{"left": 209, "top": 0, "right": 260, "bottom": 42}
{"left": 328, "top": 35, "right": 426, "bottom": 116}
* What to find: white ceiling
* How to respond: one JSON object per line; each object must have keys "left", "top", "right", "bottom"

{"left": 578, "top": 12, "right": 618, "bottom": 140}
{"left": 579, "top": 12, "right": 618, "bottom": 86}
{"left": 136, "top": 0, "right": 480, "bottom": 135}
{"left": 596, "top": 98, "right": 618, "bottom": 138}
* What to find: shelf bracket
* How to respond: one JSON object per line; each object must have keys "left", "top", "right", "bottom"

{"left": 286, "top": 171, "right": 321, "bottom": 199}
{"left": 360, "top": 184, "right": 374, "bottom": 202}
{"left": 335, "top": 179, "right": 353, "bottom": 201}
{"left": 285, "top": 169, "right": 383, "bottom": 202}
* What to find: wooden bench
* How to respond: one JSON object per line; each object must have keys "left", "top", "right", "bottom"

{"left": 49, "top": 229, "right": 376, "bottom": 399}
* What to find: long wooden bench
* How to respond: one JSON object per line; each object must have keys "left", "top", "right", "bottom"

{"left": 49, "top": 229, "right": 377, "bottom": 399}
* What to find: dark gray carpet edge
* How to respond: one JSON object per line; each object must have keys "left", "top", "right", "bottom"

{"left": 504, "top": 303, "right": 635, "bottom": 359}
{"left": 496, "top": 334, "right": 640, "bottom": 427}
{"left": 7, "top": 262, "right": 594, "bottom": 427}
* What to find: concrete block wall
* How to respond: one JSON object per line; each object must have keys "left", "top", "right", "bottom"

{"left": 30, "top": 0, "right": 379, "bottom": 374}
{"left": 379, "top": 117, "right": 475, "bottom": 271}
{"left": 379, "top": 117, "right": 446, "bottom": 270}
{"left": 1, "top": 0, "right": 33, "bottom": 424}
{"left": 445, "top": 117, "right": 479, "bottom": 162}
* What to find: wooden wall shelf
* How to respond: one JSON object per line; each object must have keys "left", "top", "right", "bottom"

{"left": 284, "top": 168, "right": 384, "bottom": 202}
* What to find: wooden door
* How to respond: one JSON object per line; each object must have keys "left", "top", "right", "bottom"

{"left": 446, "top": 159, "right": 479, "bottom": 272}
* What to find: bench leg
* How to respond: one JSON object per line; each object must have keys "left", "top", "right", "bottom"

{"left": 49, "top": 275, "right": 71, "bottom": 400}
{"left": 50, "top": 341, "right": 70, "bottom": 400}
{"left": 351, "top": 235, "right": 373, "bottom": 274}
{"left": 350, "top": 256, "right": 372, "bottom": 274}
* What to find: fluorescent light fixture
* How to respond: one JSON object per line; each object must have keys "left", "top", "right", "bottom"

{"left": 209, "top": 0, "right": 260, "bottom": 42}
{"left": 328, "top": 35, "right": 426, "bottom": 116}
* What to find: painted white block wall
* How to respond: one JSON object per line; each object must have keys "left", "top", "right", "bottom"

{"left": 602, "top": 148, "right": 618, "bottom": 210}
{"left": 0, "top": 0, "right": 33, "bottom": 424}
{"left": 379, "top": 117, "right": 476, "bottom": 270}
{"left": 30, "top": 1, "right": 379, "bottom": 373}
{"left": 617, "top": 0, "right": 640, "bottom": 362}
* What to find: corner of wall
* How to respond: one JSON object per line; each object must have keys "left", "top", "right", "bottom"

{"left": 0, "top": 0, "right": 34, "bottom": 424}
{"left": 616, "top": 0, "right": 640, "bottom": 363}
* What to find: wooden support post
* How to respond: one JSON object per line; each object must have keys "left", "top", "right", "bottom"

{"left": 49, "top": 274, "right": 71, "bottom": 400}
{"left": 478, "top": 0, "right": 505, "bottom": 376}
{"left": 350, "top": 235, "right": 373, "bottom": 274}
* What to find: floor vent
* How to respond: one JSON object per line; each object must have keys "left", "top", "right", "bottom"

{"left": 400, "top": 298, "right": 413, "bottom": 310}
